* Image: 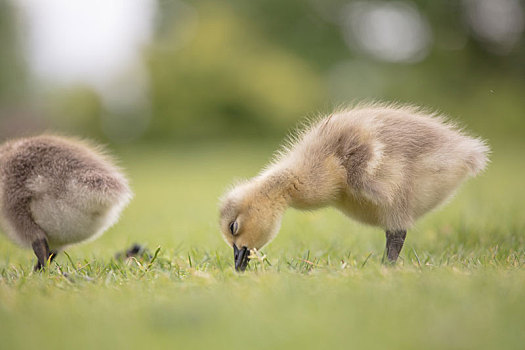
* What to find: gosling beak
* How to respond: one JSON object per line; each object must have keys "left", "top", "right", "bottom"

{"left": 233, "top": 244, "right": 250, "bottom": 272}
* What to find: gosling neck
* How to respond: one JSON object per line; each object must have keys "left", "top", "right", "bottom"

{"left": 255, "top": 167, "right": 303, "bottom": 208}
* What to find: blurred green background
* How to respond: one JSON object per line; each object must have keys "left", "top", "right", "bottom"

{"left": 1, "top": 0, "right": 524, "bottom": 146}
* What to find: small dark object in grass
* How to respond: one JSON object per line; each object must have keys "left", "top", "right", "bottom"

{"left": 115, "top": 243, "right": 151, "bottom": 260}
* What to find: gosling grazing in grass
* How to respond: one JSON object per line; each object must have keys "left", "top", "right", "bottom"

{"left": 219, "top": 103, "right": 490, "bottom": 271}
{"left": 0, "top": 135, "right": 132, "bottom": 270}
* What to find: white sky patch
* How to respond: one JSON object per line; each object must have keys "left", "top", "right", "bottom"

{"left": 12, "top": 0, "right": 157, "bottom": 142}
{"left": 341, "top": 1, "right": 432, "bottom": 63}
{"left": 15, "top": 0, "right": 155, "bottom": 89}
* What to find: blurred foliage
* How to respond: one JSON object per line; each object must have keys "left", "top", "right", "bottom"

{"left": 0, "top": 0, "right": 524, "bottom": 143}
{"left": 0, "top": 0, "right": 26, "bottom": 103}
{"left": 42, "top": 86, "right": 104, "bottom": 136}
{"left": 147, "top": 2, "right": 325, "bottom": 140}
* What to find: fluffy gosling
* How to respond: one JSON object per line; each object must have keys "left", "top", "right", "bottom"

{"left": 219, "top": 104, "right": 490, "bottom": 271}
{"left": 0, "top": 135, "right": 132, "bottom": 270}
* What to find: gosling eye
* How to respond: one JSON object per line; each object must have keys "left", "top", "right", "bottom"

{"left": 229, "top": 221, "right": 239, "bottom": 235}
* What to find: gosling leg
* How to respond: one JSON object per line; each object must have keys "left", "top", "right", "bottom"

{"left": 384, "top": 230, "right": 407, "bottom": 263}
{"left": 32, "top": 237, "right": 51, "bottom": 271}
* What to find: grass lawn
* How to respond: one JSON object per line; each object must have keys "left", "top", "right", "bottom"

{"left": 1, "top": 141, "right": 524, "bottom": 350}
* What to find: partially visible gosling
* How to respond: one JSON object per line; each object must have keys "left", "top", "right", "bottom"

{"left": 0, "top": 135, "right": 132, "bottom": 270}
{"left": 219, "top": 103, "right": 490, "bottom": 271}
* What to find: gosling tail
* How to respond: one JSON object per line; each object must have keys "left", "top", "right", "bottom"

{"left": 464, "top": 137, "right": 490, "bottom": 176}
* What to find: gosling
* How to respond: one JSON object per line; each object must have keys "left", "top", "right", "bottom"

{"left": 0, "top": 135, "right": 132, "bottom": 270}
{"left": 219, "top": 103, "right": 490, "bottom": 271}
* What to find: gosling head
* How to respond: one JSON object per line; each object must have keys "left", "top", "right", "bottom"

{"left": 219, "top": 181, "right": 286, "bottom": 272}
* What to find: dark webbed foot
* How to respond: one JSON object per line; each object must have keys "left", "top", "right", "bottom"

{"left": 384, "top": 230, "right": 407, "bottom": 264}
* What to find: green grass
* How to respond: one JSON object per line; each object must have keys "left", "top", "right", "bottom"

{"left": 1, "top": 141, "right": 524, "bottom": 350}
